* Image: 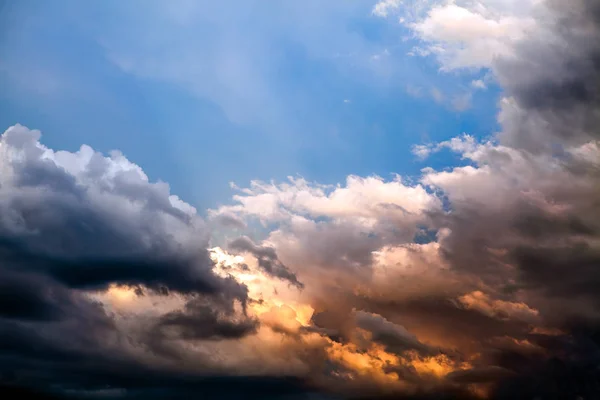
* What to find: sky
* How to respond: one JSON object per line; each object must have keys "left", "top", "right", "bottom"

{"left": 0, "top": 0, "right": 501, "bottom": 210}
{"left": 0, "top": 0, "right": 599, "bottom": 399}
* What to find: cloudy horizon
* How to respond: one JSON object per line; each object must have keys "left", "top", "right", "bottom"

{"left": 1, "top": 0, "right": 600, "bottom": 399}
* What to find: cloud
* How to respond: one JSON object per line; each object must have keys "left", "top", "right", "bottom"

{"left": 354, "top": 311, "right": 437, "bottom": 356}
{"left": 404, "top": 0, "right": 600, "bottom": 152}
{"left": 372, "top": 0, "right": 402, "bottom": 18}
{"left": 0, "top": 124, "right": 260, "bottom": 396}
{"left": 228, "top": 236, "right": 304, "bottom": 289}
{"left": 412, "top": 133, "right": 477, "bottom": 159}
{"left": 456, "top": 291, "right": 540, "bottom": 324}
{"left": 471, "top": 79, "right": 487, "bottom": 90}
{"left": 0, "top": 124, "right": 246, "bottom": 301}
{"left": 446, "top": 366, "right": 515, "bottom": 384}
{"left": 154, "top": 295, "right": 259, "bottom": 342}
{"left": 4, "top": 0, "right": 600, "bottom": 398}
{"left": 209, "top": 211, "right": 248, "bottom": 229}
{"left": 407, "top": 1, "right": 540, "bottom": 70}
{"left": 494, "top": 0, "right": 600, "bottom": 152}
{"left": 204, "top": 1, "right": 600, "bottom": 397}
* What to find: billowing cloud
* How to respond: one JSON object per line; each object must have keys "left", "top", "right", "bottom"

{"left": 3, "top": 0, "right": 600, "bottom": 398}
{"left": 228, "top": 236, "right": 304, "bottom": 289}
{"left": 0, "top": 124, "right": 246, "bottom": 301}
{"left": 354, "top": 311, "right": 437, "bottom": 356}
{"left": 0, "top": 124, "right": 258, "bottom": 396}
{"left": 383, "top": 0, "right": 542, "bottom": 70}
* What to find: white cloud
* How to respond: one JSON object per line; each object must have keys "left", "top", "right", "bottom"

{"left": 391, "top": 0, "right": 542, "bottom": 70}
{"left": 211, "top": 175, "right": 440, "bottom": 283}
{"left": 213, "top": 175, "right": 439, "bottom": 228}
{"left": 411, "top": 3, "right": 537, "bottom": 69}
{"left": 372, "top": 0, "right": 403, "bottom": 17}
{"left": 471, "top": 79, "right": 487, "bottom": 90}
{"left": 412, "top": 133, "right": 477, "bottom": 159}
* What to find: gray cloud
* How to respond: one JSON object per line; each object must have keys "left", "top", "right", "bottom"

{"left": 0, "top": 124, "right": 258, "bottom": 396}
{"left": 155, "top": 295, "right": 259, "bottom": 342}
{"left": 0, "top": 124, "right": 247, "bottom": 301}
{"left": 495, "top": 0, "right": 600, "bottom": 152}
{"left": 354, "top": 311, "right": 436, "bottom": 356}
{"left": 229, "top": 236, "right": 304, "bottom": 289}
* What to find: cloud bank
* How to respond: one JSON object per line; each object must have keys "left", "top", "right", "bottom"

{"left": 2, "top": 0, "right": 600, "bottom": 399}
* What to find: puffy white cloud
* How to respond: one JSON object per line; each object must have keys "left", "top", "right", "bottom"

{"left": 386, "top": 0, "right": 542, "bottom": 70}
{"left": 214, "top": 175, "right": 439, "bottom": 228}
{"left": 211, "top": 175, "right": 440, "bottom": 289}
{"left": 410, "top": 2, "right": 537, "bottom": 69}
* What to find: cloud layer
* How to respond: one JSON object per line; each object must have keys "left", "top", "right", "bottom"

{"left": 2, "top": 0, "right": 600, "bottom": 399}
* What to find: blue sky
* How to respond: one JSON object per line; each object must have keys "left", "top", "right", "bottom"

{"left": 0, "top": 0, "right": 500, "bottom": 212}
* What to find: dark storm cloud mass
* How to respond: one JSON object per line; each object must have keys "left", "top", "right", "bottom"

{"left": 431, "top": 0, "right": 600, "bottom": 311}
{"left": 496, "top": 0, "right": 600, "bottom": 151}
{"left": 418, "top": 0, "right": 600, "bottom": 396}
{"left": 0, "top": 125, "right": 247, "bottom": 301}
{"left": 0, "top": 125, "right": 263, "bottom": 397}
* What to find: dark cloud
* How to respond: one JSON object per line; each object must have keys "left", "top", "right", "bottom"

{"left": 0, "top": 269, "right": 77, "bottom": 322}
{"left": 354, "top": 311, "right": 436, "bottom": 356}
{"left": 412, "top": 0, "right": 600, "bottom": 397}
{"left": 511, "top": 242, "right": 600, "bottom": 302}
{"left": 229, "top": 236, "right": 304, "bottom": 289}
{"left": 1, "top": 374, "right": 328, "bottom": 400}
{"left": 0, "top": 125, "right": 255, "bottom": 396}
{"left": 0, "top": 125, "right": 249, "bottom": 301}
{"left": 496, "top": 0, "right": 600, "bottom": 151}
{"left": 154, "top": 295, "right": 258, "bottom": 342}
{"left": 0, "top": 126, "right": 251, "bottom": 300}
{"left": 446, "top": 366, "right": 515, "bottom": 384}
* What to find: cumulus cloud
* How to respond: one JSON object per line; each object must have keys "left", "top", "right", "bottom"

{"left": 386, "top": 0, "right": 541, "bottom": 70}
{"left": 0, "top": 124, "right": 259, "bottom": 396}
{"left": 0, "top": 124, "right": 246, "bottom": 300}
{"left": 402, "top": 0, "right": 600, "bottom": 152}
{"left": 205, "top": 0, "right": 600, "bottom": 397}
{"left": 410, "top": 2, "right": 538, "bottom": 69}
